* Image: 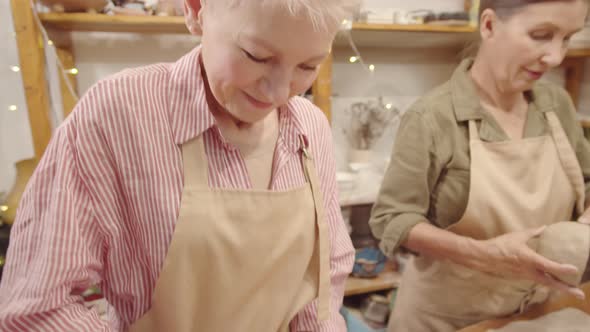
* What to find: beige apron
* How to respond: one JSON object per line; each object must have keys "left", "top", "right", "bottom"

{"left": 388, "top": 112, "right": 586, "bottom": 332}
{"left": 129, "top": 134, "right": 331, "bottom": 332}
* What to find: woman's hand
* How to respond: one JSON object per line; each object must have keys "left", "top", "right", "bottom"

{"left": 404, "top": 223, "right": 585, "bottom": 298}
{"left": 466, "top": 226, "right": 585, "bottom": 299}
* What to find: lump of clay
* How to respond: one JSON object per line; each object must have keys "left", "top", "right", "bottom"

{"left": 527, "top": 222, "right": 590, "bottom": 286}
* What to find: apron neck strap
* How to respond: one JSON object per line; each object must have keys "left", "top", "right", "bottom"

{"left": 298, "top": 134, "right": 331, "bottom": 322}
{"left": 181, "top": 135, "right": 209, "bottom": 189}
{"left": 544, "top": 112, "right": 586, "bottom": 215}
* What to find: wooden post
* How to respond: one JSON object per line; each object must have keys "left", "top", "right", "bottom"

{"left": 312, "top": 53, "right": 333, "bottom": 123}
{"left": 562, "top": 57, "right": 585, "bottom": 109}
{"left": 51, "top": 32, "right": 79, "bottom": 118}
{"left": 10, "top": 0, "right": 53, "bottom": 160}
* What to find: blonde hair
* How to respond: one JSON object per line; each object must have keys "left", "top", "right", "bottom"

{"left": 206, "top": 0, "right": 361, "bottom": 31}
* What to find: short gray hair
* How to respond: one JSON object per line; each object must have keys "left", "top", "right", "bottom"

{"left": 205, "top": 0, "right": 361, "bottom": 31}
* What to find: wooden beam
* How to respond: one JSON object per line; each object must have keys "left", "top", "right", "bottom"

{"left": 10, "top": 0, "right": 53, "bottom": 160}
{"left": 56, "top": 46, "right": 78, "bottom": 118}
{"left": 312, "top": 53, "right": 333, "bottom": 122}
{"left": 563, "top": 57, "right": 586, "bottom": 109}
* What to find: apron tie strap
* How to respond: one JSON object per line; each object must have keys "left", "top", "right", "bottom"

{"left": 545, "top": 112, "right": 585, "bottom": 216}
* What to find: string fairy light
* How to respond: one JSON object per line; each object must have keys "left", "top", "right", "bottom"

{"left": 340, "top": 19, "right": 400, "bottom": 114}
{"left": 28, "top": 0, "right": 80, "bottom": 103}
{"left": 340, "top": 23, "right": 375, "bottom": 76}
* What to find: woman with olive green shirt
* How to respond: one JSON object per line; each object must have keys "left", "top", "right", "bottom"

{"left": 370, "top": 0, "right": 590, "bottom": 331}
{"left": 370, "top": 58, "right": 590, "bottom": 257}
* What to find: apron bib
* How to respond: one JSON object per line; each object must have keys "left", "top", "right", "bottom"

{"left": 129, "top": 135, "right": 331, "bottom": 331}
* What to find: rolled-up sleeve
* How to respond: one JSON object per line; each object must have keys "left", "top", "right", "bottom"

{"left": 369, "top": 109, "right": 438, "bottom": 257}
{"left": 291, "top": 111, "right": 355, "bottom": 332}
{"left": 0, "top": 122, "right": 111, "bottom": 331}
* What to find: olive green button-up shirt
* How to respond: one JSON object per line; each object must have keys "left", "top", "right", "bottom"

{"left": 369, "top": 59, "right": 590, "bottom": 257}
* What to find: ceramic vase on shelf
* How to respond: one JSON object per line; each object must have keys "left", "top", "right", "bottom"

{"left": 0, "top": 158, "right": 38, "bottom": 225}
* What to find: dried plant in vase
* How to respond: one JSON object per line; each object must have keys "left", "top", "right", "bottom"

{"left": 343, "top": 97, "right": 400, "bottom": 164}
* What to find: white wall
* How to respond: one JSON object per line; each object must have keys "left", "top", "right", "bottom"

{"left": 0, "top": 2, "right": 35, "bottom": 195}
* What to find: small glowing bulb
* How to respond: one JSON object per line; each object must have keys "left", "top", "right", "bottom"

{"left": 47, "top": 40, "right": 54, "bottom": 46}
{"left": 386, "top": 103, "right": 392, "bottom": 110}
{"left": 8, "top": 105, "right": 17, "bottom": 112}
{"left": 342, "top": 19, "right": 349, "bottom": 25}
{"left": 11, "top": 66, "right": 20, "bottom": 72}
{"left": 349, "top": 56, "right": 358, "bottom": 63}
{"left": 68, "top": 68, "right": 79, "bottom": 75}
{"left": 369, "top": 64, "right": 375, "bottom": 72}
{"left": 0, "top": 205, "right": 7, "bottom": 212}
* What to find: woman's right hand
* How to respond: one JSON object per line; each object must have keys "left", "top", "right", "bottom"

{"left": 465, "top": 226, "right": 585, "bottom": 299}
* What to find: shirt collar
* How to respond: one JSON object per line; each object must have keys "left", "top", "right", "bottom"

{"left": 168, "top": 46, "right": 215, "bottom": 145}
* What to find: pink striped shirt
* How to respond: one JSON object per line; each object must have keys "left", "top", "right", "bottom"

{"left": 0, "top": 47, "right": 354, "bottom": 332}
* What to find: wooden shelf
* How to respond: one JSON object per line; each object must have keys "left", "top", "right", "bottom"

{"left": 351, "top": 22, "right": 476, "bottom": 33}
{"left": 344, "top": 270, "right": 401, "bottom": 296}
{"left": 39, "top": 13, "right": 187, "bottom": 34}
{"left": 39, "top": 14, "right": 590, "bottom": 55}
{"left": 336, "top": 22, "right": 477, "bottom": 49}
